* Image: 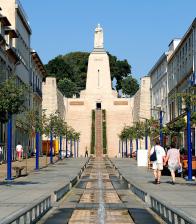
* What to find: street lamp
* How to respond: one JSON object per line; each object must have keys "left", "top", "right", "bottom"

{"left": 151, "top": 105, "right": 164, "bottom": 146}
{"left": 186, "top": 103, "right": 192, "bottom": 181}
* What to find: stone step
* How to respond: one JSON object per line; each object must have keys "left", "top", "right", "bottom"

{"left": 95, "top": 110, "right": 103, "bottom": 157}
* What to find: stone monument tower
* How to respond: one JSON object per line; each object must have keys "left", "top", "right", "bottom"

{"left": 65, "top": 24, "right": 133, "bottom": 157}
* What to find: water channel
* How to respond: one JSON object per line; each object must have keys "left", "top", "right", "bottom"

{"left": 39, "top": 157, "right": 164, "bottom": 224}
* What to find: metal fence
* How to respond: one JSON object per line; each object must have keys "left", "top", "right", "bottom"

{"left": 0, "top": 195, "right": 51, "bottom": 224}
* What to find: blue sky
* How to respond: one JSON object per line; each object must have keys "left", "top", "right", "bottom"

{"left": 21, "top": 0, "right": 196, "bottom": 81}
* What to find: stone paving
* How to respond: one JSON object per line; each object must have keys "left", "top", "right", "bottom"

{"left": 0, "top": 156, "right": 59, "bottom": 180}
{"left": 39, "top": 157, "right": 164, "bottom": 224}
{"left": 0, "top": 158, "right": 88, "bottom": 222}
{"left": 111, "top": 158, "right": 196, "bottom": 223}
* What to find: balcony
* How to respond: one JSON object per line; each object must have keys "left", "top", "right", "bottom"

{"left": 33, "top": 84, "right": 42, "bottom": 98}
{"left": 4, "top": 28, "right": 18, "bottom": 38}
{"left": 0, "top": 33, "right": 6, "bottom": 46}
{"left": 6, "top": 45, "right": 20, "bottom": 64}
{"left": 0, "top": 15, "right": 11, "bottom": 26}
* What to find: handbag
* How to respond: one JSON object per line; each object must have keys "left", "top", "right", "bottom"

{"left": 177, "top": 164, "right": 182, "bottom": 173}
{"left": 150, "top": 146, "right": 157, "bottom": 161}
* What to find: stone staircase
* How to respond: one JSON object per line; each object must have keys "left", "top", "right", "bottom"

{"left": 95, "top": 109, "right": 103, "bottom": 157}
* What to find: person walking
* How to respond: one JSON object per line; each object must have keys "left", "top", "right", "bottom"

{"left": 85, "top": 146, "right": 88, "bottom": 157}
{"left": 0, "top": 145, "right": 3, "bottom": 165}
{"left": 164, "top": 142, "right": 181, "bottom": 185}
{"left": 16, "top": 142, "right": 23, "bottom": 162}
{"left": 150, "top": 139, "right": 166, "bottom": 184}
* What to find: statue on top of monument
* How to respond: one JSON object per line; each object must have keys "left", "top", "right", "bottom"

{"left": 94, "top": 24, "right": 104, "bottom": 49}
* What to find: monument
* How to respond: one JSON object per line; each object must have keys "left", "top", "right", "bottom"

{"left": 43, "top": 25, "right": 134, "bottom": 157}
{"left": 94, "top": 24, "right": 104, "bottom": 49}
{"left": 65, "top": 24, "right": 134, "bottom": 157}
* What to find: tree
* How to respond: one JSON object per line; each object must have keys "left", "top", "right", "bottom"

{"left": 45, "top": 51, "right": 134, "bottom": 96}
{"left": 58, "top": 78, "right": 78, "bottom": 98}
{"left": 167, "top": 117, "right": 186, "bottom": 147}
{"left": 108, "top": 53, "right": 131, "bottom": 91}
{"left": 18, "top": 109, "right": 44, "bottom": 152}
{"left": 121, "top": 75, "right": 139, "bottom": 97}
{"left": 191, "top": 112, "right": 196, "bottom": 125}
{"left": 43, "top": 111, "right": 67, "bottom": 139}
{"left": 62, "top": 52, "right": 89, "bottom": 91}
{"left": 0, "top": 76, "right": 27, "bottom": 123}
{"left": 45, "top": 56, "right": 73, "bottom": 82}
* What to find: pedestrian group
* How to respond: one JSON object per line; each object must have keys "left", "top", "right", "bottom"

{"left": 150, "top": 139, "right": 181, "bottom": 185}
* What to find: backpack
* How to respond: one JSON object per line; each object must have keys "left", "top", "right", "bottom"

{"left": 150, "top": 146, "right": 157, "bottom": 161}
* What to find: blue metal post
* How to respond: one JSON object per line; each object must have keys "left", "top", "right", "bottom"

{"left": 160, "top": 110, "right": 163, "bottom": 146}
{"left": 59, "top": 136, "right": 62, "bottom": 160}
{"left": 187, "top": 108, "right": 192, "bottom": 180}
{"left": 122, "top": 140, "right": 124, "bottom": 158}
{"left": 125, "top": 139, "right": 128, "bottom": 157}
{"left": 35, "top": 131, "right": 39, "bottom": 170}
{"left": 130, "top": 138, "right": 132, "bottom": 158}
{"left": 6, "top": 113, "right": 12, "bottom": 180}
{"left": 66, "top": 136, "right": 68, "bottom": 158}
{"left": 77, "top": 140, "right": 79, "bottom": 157}
{"left": 145, "top": 119, "right": 148, "bottom": 150}
{"left": 136, "top": 138, "right": 138, "bottom": 160}
{"left": 145, "top": 134, "right": 148, "bottom": 150}
{"left": 74, "top": 139, "right": 76, "bottom": 158}
{"left": 50, "top": 132, "right": 53, "bottom": 163}
{"left": 70, "top": 138, "right": 72, "bottom": 157}
{"left": 119, "top": 139, "right": 120, "bottom": 155}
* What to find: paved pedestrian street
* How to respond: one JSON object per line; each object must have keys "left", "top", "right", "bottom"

{"left": 39, "top": 158, "right": 164, "bottom": 224}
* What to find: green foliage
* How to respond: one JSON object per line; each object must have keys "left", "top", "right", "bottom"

{"left": 121, "top": 75, "right": 139, "bottom": 97}
{"left": 45, "top": 51, "right": 133, "bottom": 96}
{"left": 73, "top": 132, "right": 80, "bottom": 141}
{"left": 102, "top": 110, "right": 107, "bottom": 154}
{"left": 119, "top": 126, "right": 134, "bottom": 140}
{"left": 43, "top": 111, "right": 67, "bottom": 138}
{"left": 167, "top": 117, "right": 186, "bottom": 133}
{"left": 191, "top": 112, "right": 196, "bottom": 125}
{"left": 108, "top": 53, "right": 131, "bottom": 91}
{"left": 62, "top": 52, "right": 89, "bottom": 91}
{"left": 0, "top": 76, "right": 27, "bottom": 123}
{"left": 148, "top": 118, "right": 160, "bottom": 139}
{"left": 45, "top": 56, "right": 73, "bottom": 82}
{"left": 91, "top": 110, "right": 95, "bottom": 154}
{"left": 134, "top": 121, "right": 145, "bottom": 139}
{"left": 58, "top": 78, "right": 78, "bottom": 98}
{"left": 174, "top": 86, "right": 196, "bottom": 109}
{"left": 18, "top": 109, "right": 43, "bottom": 136}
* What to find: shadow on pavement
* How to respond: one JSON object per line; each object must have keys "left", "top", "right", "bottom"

{"left": 42, "top": 208, "right": 74, "bottom": 224}
{"left": 0, "top": 181, "right": 40, "bottom": 186}
{"left": 129, "top": 208, "right": 161, "bottom": 224}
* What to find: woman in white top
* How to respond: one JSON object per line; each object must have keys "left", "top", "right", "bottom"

{"left": 16, "top": 142, "right": 23, "bottom": 162}
{"left": 164, "top": 142, "right": 181, "bottom": 185}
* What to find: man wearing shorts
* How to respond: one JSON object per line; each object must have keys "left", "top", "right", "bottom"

{"left": 150, "top": 139, "right": 166, "bottom": 184}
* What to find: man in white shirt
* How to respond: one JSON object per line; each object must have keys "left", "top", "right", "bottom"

{"left": 150, "top": 139, "right": 166, "bottom": 184}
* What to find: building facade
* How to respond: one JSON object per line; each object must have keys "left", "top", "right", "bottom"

{"left": 30, "top": 50, "right": 46, "bottom": 153}
{"left": 132, "top": 76, "right": 151, "bottom": 150}
{"left": 42, "top": 77, "right": 66, "bottom": 154}
{"left": 0, "top": 8, "right": 19, "bottom": 151}
{"left": 168, "top": 19, "right": 196, "bottom": 154}
{"left": 1, "top": 1, "right": 45, "bottom": 158}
